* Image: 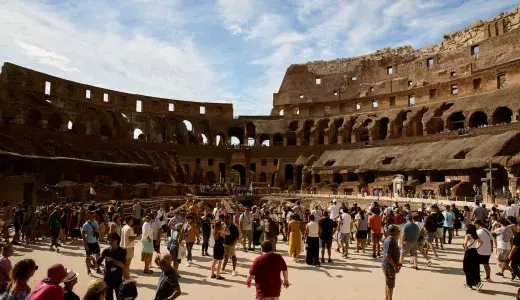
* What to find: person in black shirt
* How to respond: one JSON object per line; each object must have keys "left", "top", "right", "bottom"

{"left": 200, "top": 206, "right": 214, "bottom": 256}
{"left": 97, "top": 233, "right": 126, "bottom": 300}
{"left": 222, "top": 214, "right": 239, "bottom": 276}
{"left": 154, "top": 253, "right": 181, "bottom": 300}
{"left": 318, "top": 211, "right": 338, "bottom": 263}
{"left": 12, "top": 206, "right": 24, "bottom": 245}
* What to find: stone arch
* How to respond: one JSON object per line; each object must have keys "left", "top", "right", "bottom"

{"left": 228, "top": 126, "right": 244, "bottom": 145}
{"left": 245, "top": 122, "right": 256, "bottom": 139}
{"left": 273, "top": 133, "right": 283, "bottom": 146}
{"left": 47, "top": 112, "right": 62, "bottom": 130}
{"left": 391, "top": 110, "right": 411, "bottom": 138}
{"left": 302, "top": 120, "right": 314, "bottom": 145}
{"left": 492, "top": 106, "right": 513, "bottom": 125}
{"left": 286, "top": 132, "right": 297, "bottom": 146}
{"left": 316, "top": 118, "right": 330, "bottom": 144}
{"left": 468, "top": 111, "right": 488, "bottom": 128}
{"left": 358, "top": 119, "right": 372, "bottom": 142}
{"left": 27, "top": 109, "right": 42, "bottom": 127}
{"left": 346, "top": 172, "right": 359, "bottom": 181}
{"left": 215, "top": 131, "right": 226, "bottom": 146}
{"left": 259, "top": 134, "right": 270, "bottom": 146}
{"left": 330, "top": 118, "right": 344, "bottom": 144}
{"left": 100, "top": 124, "right": 111, "bottom": 137}
{"left": 284, "top": 164, "right": 294, "bottom": 184}
{"left": 134, "top": 128, "right": 144, "bottom": 140}
{"left": 288, "top": 120, "right": 299, "bottom": 132}
{"left": 231, "top": 164, "right": 246, "bottom": 185}
{"left": 376, "top": 117, "right": 389, "bottom": 140}
{"left": 150, "top": 116, "right": 165, "bottom": 143}
{"left": 446, "top": 111, "right": 465, "bottom": 131}
{"left": 426, "top": 103, "right": 453, "bottom": 134}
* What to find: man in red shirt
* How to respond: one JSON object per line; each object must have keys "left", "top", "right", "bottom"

{"left": 246, "top": 241, "right": 289, "bottom": 300}
{"left": 368, "top": 209, "right": 383, "bottom": 259}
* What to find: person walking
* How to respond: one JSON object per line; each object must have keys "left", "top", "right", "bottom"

{"left": 423, "top": 211, "right": 439, "bottom": 259}
{"left": 210, "top": 217, "right": 229, "bottom": 280}
{"left": 182, "top": 215, "right": 199, "bottom": 267}
{"left": 263, "top": 216, "right": 279, "bottom": 252}
{"left": 132, "top": 200, "right": 142, "bottom": 235}
{"left": 0, "top": 244, "right": 13, "bottom": 294}
{"left": 200, "top": 206, "right": 214, "bottom": 256}
{"left": 399, "top": 214, "right": 419, "bottom": 270}
{"left": 120, "top": 216, "right": 136, "bottom": 280}
{"left": 246, "top": 241, "right": 289, "bottom": 300}
{"left": 442, "top": 205, "right": 455, "bottom": 244}
{"left": 49, "top": 206, "right": 62, "bottom": 253}
{"left": 287, "top": 214, "right": 301, "bottom": 262}
{"left": 153, "top": 254, "right": 181, "bottom": 300}
{"left": 304, "top": 215, "right": 320, "bottom": 266}
{"left": 339, "top": 207, "right": 353, "bottom": 258}
{"left": 493, "top": 218, "right": 514, "bottom": 278}
{"left": 97, "top": 233, "right": 126, "bottom": 300}
{"left": 381, "top": 225, "right": 401, "bottom": 300}
{"left": 81, "top": 212, "right": 102, "bottom": 276}
{"left": 463, "top": 224, "right": 483, "bottom": 291}
{"left": 475, "top": 220, "right": 493, "bottom": 282}
{"left": 239, "top": 207, "right": 254, "bottom": 252}
{"left": 222, "top": 214, "right": 239, "bottom": 276}
{"left": 141, "top": 215, "right": 154, "bottom": 274}
{"left": 318, "top": 211, "right": 337, "bottom": 263}
{"left": 369, "top": 207, "right": 383, "bottom": 259}
{"left": 354, "top": 210, "right": 368, "bottom": 253}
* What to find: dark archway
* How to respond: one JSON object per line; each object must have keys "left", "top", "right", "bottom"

{"left": 273, "top": 133, "right": 283, "bottom": 146}
{"left": 287, "top": 132, "right": 297, "bottom": 146}
{"left": 100, "top": 124, "right": 111, "bottom": 137}
{"left": 289, "top": 121, "right": 299, "bottom": 132}
{"left": 468, "top": 111, "right": 488, "bottom": 128}
{"left": 259, "top": 134, "right": 270, "bottom": 146}
{"left": 317, "top": 119, "right": 330, "bottom": 144}
{"left": 215, "top": 132, "right": 226, "bottom": 146}
{"left": 333, "top": 173, "right": 343, "bottom": 184}
{"left": 245, "top": 122, "right": 256, "bottom": 139}
{"left": 346, "top": 172, "right": 359, "bottom": 181}
{"left": 493, "top": 107, "right": 513, "bottom": 125}
{"left": 302, "top": 120, "right": 314, "bottom": 145}
{"left": 378, "top": 117, "right": 389, "bottom": 140}
{"left": 228, "top": 127, "right": 244, "bottom": 145}
{"left": 231, "top": 164, "right": 246, "bottom": 185}
{"left": 259, "top": 172, "right": 267, "bottom": 182}
{"left": 47, "top": 113, "right": 62, "bottom": 130}
{"left": 204, "top": 171, "right": 216, "bottom": 184}
{"left": 72, "top": 123, "right": 86, "bottom": 135}
{"left": 27, "top": 109, "right": 42, "bottom": 127}
{"left": 284, "top": 164, "right": 294, "bottom": 184}
{"left": 271, "top": 172, "right": 277, "bottom": 187}
{"left": 447, "top": 112, "right": 465, "bottom": 131}
{"left": 184, "top": 164, "right": 190, "bottom": 183}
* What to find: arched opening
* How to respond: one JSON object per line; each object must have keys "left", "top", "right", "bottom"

{"left": 259, "top": 134, "right": 269, "bottom": 146}
{"left": 289, "top": 121, "right": 299, "bottom": 131}
{"left": 215, "top": 132, "right": 226, "bottom": 146}
{"left": 330, "top": 118, "right": 344, "bottom": 144}
{"left": 314, "top": 174, "right": 321, "bottom": 183}
{"left": 67, "top": 121, "right": 73, "bottom": 130}
{"left": 201, "top": 133, "right": 208, "bottom": 145}
{"left": 100, "top": 124, "right": 111, "bottom": 137}
{"left": 259, "top": 172, "right": 267, "bottom": 182}
{"left": 279, "top": 109, "right": 284, "bottom": 116}
{"left": 72, "top": 123, "right": 86, "bottom": 135}
{"left": 468, "top": 111, "right": 488, "bottom": 128}
{"left": 27, "top": 109, "right": 42, "bottom": 127}
{"left": 231, "top": 164, "right": 246, "bottom": 185}
{"left": 284, "top": 164, "right": 294, "bottom": 185}
{"left": 447, "top": 112, "right": 465, "bottom": 131}
{"left": 359, "top": 119, "right": 372, "bottom": 142}
{"left": 378, "top": 117, "right": 389, "bottom": 140}
{"left": 183, "top": 120, "right": 193, "bottom": 131}
{"left": 228, "top": 126, "right": 244, "bottom": 145}
{"left": 427, "top": 118, "right": 444, "bottom": 134}
{"left": 230, "top": 136, "right": 240, "bottom": 146}
{"left": 493, "top": 107, "right": 513, "bottom": 125}
{"left": 188, "top": 133, "right": 197, "bottom": 145}
{"left": 287, "top": 132, "right": 297, "bottom": 146}
{"left": 246, "top": 122, "right": 256, "bottom": 140}
{"left": 247, "top": 137, "right": 255, "bottom": 146}
{"left": 273, "top": 133, "right": 283, "bottom": 146}
{"left": 303, "top": 173, "right": 312, "bottom": 185}
{"left": 133, "top": 128, "right": 144, "bottom": 140}
{"left": 346, "top": 172, "right": 359, "bottom": 181}
{"left": 333, "top": 173, "right": 343, "bottom": 184}
{"left": 205, "top": 171, "right": 216, "bottom": 184}
{"left": 302, "top": 120, "right": 314, "bottom": 145}
{"left": 47, "top": 113, "right": 62, "bottom": 130}
{"left": 317, "top": 119, "right": 330, "bottom": 144}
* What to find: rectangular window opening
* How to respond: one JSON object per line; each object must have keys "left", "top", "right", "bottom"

{"left": 316, "top": 78, "right": 322, "bottom": 85}
{"left": 372, "top": 100, "right": 378, "bottom": 108}
{"left": 427, "top": 58, "right": 434, "bottom": 67}
{"left": 451, "top": 84, "right": 459, "bottom": 95}
{"left": 168, "top": 103, "right": 174, "bottom": 112}
{"left": 299, "top": 94, "right": 304, "bottom": 99}
{"left": 471, "top": 45, "right": 480, "bottom": 55}
{"left": 497, "top": 74, "right": 506, "bottom": 89}
{"left": 387, "top": 67, "right": 393, "bottom": 75}
{"left": 408, "top": 95, "right": 416, "bottom": 107}
{"left": 339, "top": 103, "right": 345, "bottom": 112}
{"left": 355, "top": 103, "right": 361, "bottom": 110}
{"left": 86, "top": 89, "right": 91, "bottom": 99}
{"left": 389, "top": 96, "right": 396, "bottom": 107}
{"left": 473, "top": 78, "right": 481, "bottom": 90}
{"left": 200, "top": 106, "right": 206, "bottom": 114}
{"left": 429, "top": 89, "right": 436, "bottom": 99}
{"left": 136, "top": 100, "right": 142, "bottom": 112}
{"left": 103, "top": 93, "right": 109, "bottom": 102}
{"left": 450, "top": 71, "right": 456, "bottom": 77}
{"left": 408, "top": 80, "right": 412, "bottom": 87}
{"left": 45, "top": 81, "right": 51, "bottom": 95}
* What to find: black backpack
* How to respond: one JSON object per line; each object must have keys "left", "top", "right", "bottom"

{"left": 118, "top": 280, "right": 138, "bottom": 300}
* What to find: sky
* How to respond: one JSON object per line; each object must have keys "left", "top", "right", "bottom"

{"left": 1, "top": 0, "right": 519, "bottom": 116}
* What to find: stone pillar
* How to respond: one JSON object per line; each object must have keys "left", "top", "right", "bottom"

{"left": 337, "top": 135, "right": 343, "bottom": 144}
{"left": 283, "top": 137, "right": 287, "bottom": 146}
{"left": 310, "top": 136, "right": 315, "bottom": 146}
{"left": 297, "top": 137, "right": 301, "bottom": 146}
{"left": 350, "top": 134, "right": 356, "bottom": 143}
{"left": 324, "top": 136, "right": 329, "bottom": 145}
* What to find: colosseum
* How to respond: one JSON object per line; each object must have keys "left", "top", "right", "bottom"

{"left": 1, "top": 7, "right": 520, "bottom": 205}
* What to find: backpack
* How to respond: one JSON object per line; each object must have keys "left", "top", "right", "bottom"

{"left": 118, "top": 280, "right": 138, "bottom": 300}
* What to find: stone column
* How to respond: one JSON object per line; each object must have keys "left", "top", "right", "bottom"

{"left": 283, "top": 137, "right": 287, "bottom": 146}
{"left": 337, "top": 135, "right": 343, "bottom": 144}
{"left": 310, "top": 136, "right": 315, "bottom": 146}
{"left": 324, "top": 136, "right": 329, "bottom": 145}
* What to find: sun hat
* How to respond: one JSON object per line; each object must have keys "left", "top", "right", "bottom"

{"left": 42, "top": 264, "right": 68, "bottom": 284}
{"left": 63, "top": 269, "right": 79, "bottom": 283}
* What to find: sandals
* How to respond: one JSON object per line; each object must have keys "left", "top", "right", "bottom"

{"left": 216, "top": 276, "right": 225, "bottom": 280}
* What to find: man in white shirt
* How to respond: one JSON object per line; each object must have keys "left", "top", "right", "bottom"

{"left": 239, "top": 207, "right": 254, "bottom": 251}
{"left": 120, "top": 215, "right": 136, "bottom": 279}
{"left": 141, "top": 215, "right": 154, "bottom": 273}
{"left": 292, "top": 201, "right": 302, "bottom": 218}
{"left": 311, "top": 205, "right": 323, "bottom": 221}
{"left": 475, "top": 220, "right": 493, "bottom": 282}
{"left": 339, "top": 208, "right": 353, "bottom": 258}
{"left": 328, "top": 199, "right": 341, "bottom": 220}
{"left": 503, "top": 201, "right": 518, "bottom": 218}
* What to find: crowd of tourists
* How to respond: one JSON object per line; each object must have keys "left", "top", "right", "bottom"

{"left": 197, "top": 184, "right": 254, "bottom": 196}
{"left": 0, "top": 198, "right": 519, "bottom": 299}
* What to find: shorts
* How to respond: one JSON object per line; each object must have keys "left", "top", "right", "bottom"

{"left": 320, "top": 239, "right": 332, "bottom": 249}
{"left": 141, "top": 252, "right": 153, "bottom": 264}
{"left": 371, "top": 233, "right": 382, "bottom": 242}
{"left": 14, "top": 222, "right": 20, "bottom": 234}
{"left": 382, "top": 266, "right": 396, "bottom": 288}
{"left": 224, "top": 244, "right": 236, "bottom": 257}
{"left": 400, "top": 242, "right": 417, "bottom": 257}
{"left": 426, "top": 232, "right": 435, "bottom": 243}
{"left": 339, "top": 233, "right": 350, "bottom": 244}
{"left": 356, "top": 230, "right": 368, "bottom": 239}
{"left": 85, "top": 242, "right": 100, "bottom": 256}
{"left": 435, "top": 228, "right": 443, "bottom": 238}
{"left": 478, "top": 254, "right": 490, "bottom": 265}
{"left": 125, "top": 247, "right": 134, "bottom": 260}
{"left": 497, "top": 249, "right": 510, "bottom": 262}
{"left": 153, "top": 240, "right": 160, "bottom": 252}
{"left": 133, "top": 219, "right": 141, "bottom": 226}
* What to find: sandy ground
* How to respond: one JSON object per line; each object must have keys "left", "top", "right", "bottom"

{"left": 7, "top": 233, "right": 520, "bottom": 300}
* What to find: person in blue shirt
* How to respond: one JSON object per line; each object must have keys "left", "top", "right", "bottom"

{"left": 399, "top": 214, "right": 420, "bottom": 270}
{"left": 442, "top": 205, "right": 456, "bottom": 244}
{"left": 81, "top": 211, "right": 102, "bottom": 275}
{"left": 381, "top": 225, "right": 401, "bottom": 300}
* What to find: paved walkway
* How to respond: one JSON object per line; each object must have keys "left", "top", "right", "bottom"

{"left": 9, "top": 234, "right": 520, "bottom": 299}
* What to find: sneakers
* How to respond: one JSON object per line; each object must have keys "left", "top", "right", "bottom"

{"left": 328, "top": 258, "right": 333, "bottom": 263}
{"left": 476, "top": 282, "right": 483, "bottom": 291}
{"left": 484, "top": 277, "right": 492, "bottom": 283}
{"left": 186, "top": 261, "right": 191, "bottom": 267}
{"left": 232, "top": 271, "right": 237, "bottom": 276}
{"left": 463, "top": 284, "right": 473, "bottom": 289}
{"left": 426, "top": 261, "right": 432, "bottom": 267}
{"left": 372, "top": 253, "right": 377, "bottom": 259}
{"left": 495, "top": 272, "right": 504, "bottom": 277}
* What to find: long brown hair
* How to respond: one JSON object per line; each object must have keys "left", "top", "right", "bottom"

{"left": 213, "top": 221, "right": 222, "bottom": 240}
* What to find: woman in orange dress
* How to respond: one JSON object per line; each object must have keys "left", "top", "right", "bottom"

{"left": 288, "top": 214, "right": 302, "bottom": 261}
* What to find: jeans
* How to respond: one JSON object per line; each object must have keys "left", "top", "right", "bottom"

{"left": 202, "top": 229, "right": 211, "bottom": 253}
{"left": 186, "top": 242, "right": 194, "bottom": 261}
{"left": 443, "top": 226, "right": 453, "bottom": 243}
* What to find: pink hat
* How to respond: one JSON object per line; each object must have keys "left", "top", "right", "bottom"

{"left": 43, "top": 264, "right": 68, "bottom": 284}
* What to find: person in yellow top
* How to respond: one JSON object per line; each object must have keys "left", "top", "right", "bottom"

{"left": 288, "top": 214, "right": 301, "bottom": 261}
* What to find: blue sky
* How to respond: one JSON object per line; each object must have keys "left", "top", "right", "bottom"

{"left": 1, "top": 0, "right": 519, "bottom": 116}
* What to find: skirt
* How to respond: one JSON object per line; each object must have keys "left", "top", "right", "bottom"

{"left": 213, "top": 240, "right": 225, "bottom": 260}
{"left": 463, "top": 248, "right": 480, "bottom": 287}
{"left": 141, "top": 240, "right": 154, "bottom": 254}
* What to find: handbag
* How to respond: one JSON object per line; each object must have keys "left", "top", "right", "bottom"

{"left": 177, "top": 243, "right": 186, "bottom": 260}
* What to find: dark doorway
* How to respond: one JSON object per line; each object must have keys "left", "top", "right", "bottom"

{"left": 231, "top": 164, "right": 246, "bottom": 185}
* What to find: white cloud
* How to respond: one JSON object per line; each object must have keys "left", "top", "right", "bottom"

{"left": 15, "top": 41, "right": 79, "bottom": 73}
{"left": 216, "top": 0, "right": 255, "bottom": 35}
